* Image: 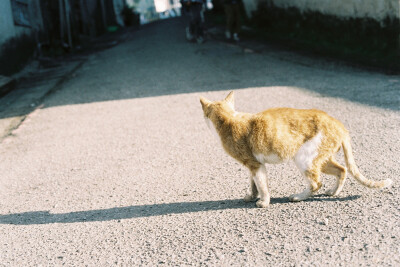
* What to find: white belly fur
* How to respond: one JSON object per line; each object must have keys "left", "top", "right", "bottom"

{"left": 253, "top": 132, "right": 323, "bottom": 170}
{"left": 294, "top": 132, "right": 323, "bottom": 173}
{"left": 254, "top": 152, "right": 285, "bottom": 164}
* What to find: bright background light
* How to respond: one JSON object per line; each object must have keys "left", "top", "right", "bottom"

{"left": 154, "top": 0, "right": 169, "bottom": 13}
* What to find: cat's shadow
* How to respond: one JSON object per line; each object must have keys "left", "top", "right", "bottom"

{"left": 0, "top": 195, "right": 360, "bottom": 225}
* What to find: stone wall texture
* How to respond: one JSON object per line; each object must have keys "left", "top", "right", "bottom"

{"left": 0, "top": 1, "right": 19, "bottom": 45}
{"left": 0, "top": 0, "right": 41, "bottom": 46}
{"left": 244, "top": 0, "right": 400, "bottom": 21}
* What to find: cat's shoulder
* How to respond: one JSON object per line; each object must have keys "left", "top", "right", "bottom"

{"left": 256, "top": 107, "right": 326, "bottom": 118}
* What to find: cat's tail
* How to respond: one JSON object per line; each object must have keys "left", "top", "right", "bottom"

{"left": 342, "top": 136, "right": 392, "bottom": 189}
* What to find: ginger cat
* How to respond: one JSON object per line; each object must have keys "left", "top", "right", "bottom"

{"left": 200, "top": 91, "right": 392, "bottom": 208}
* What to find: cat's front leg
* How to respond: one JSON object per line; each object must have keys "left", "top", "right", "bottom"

{"left": 244, "top": 176, "right": 258, "bottom": 202}
{"left": 252, "top": 165, "right": 270, "bottom": 208}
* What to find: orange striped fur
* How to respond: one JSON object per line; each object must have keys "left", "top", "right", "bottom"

{"left": 200, "top": 92, "right": 392, "bottom": 208}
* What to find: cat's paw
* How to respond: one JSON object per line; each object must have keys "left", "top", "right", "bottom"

{"left": 288, "top": 195, "right": 301, "bottom": 202}
{"left": 325, "top": 188, "right": 338, "bottom": 196}
{"left": 289, "top": 190, "right": 312, "bottom": 202}
{"left": 289, "top": 193, "right": 309, "bottom": 202}
{"left": 256, "top": 199, "right": 269, "bottom": 208}
{"left": 244, "top": 194, "right": 257, "bottom": 202}
{"left": 326, "top": 186, "right": 344, "bottom": 196}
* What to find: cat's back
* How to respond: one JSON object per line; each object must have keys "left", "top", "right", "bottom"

{"left": 252, "top": 107, "right": 347, "bottom": 136}
{"left": 257, "top": 107, "right": 325, "bottom": 119}
{"left": 257, "top": 107, "right": 341, "bottom": 123}
{"left": 248, "top": 107, "right": 348, "bottom": 160}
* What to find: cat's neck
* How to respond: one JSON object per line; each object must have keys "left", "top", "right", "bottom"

{"left": 212, "top": 109, "right": 251, "bottom": 133}
{"left": 212, "top": 109, "right": 234, "bottom": 129}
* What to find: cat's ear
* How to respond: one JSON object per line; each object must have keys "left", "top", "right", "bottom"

{"left": 225, "top": 91, "right": 235, "bottom": 110}
{"left": 200, "top": 96, "right": 211, "bottom": 110}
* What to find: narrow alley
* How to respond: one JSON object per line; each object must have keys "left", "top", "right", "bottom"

{"left": 0, "top": 18, "right": 399, "bottom": 266}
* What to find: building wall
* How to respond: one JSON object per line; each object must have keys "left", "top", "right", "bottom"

{"left": 0, "top": 0, "right": 43, "bottom": 46}
{"left": 0, "top": 1, "right": 21, "bottom": 44}
{"left": 0, "top": 1, "right": 14, "bottom": 44}
{"left": 113, "top": 0, "right": 125, "bottom": 26}
{"left": 126, "top": 0, "right": 158, "bottom": 23}
{"left": 243, "top": 0, "right": 400, "bottom": 21}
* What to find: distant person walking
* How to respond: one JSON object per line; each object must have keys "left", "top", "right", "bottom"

{"left": 224, "top": 0, "right": 241, "bottom": 42}
{"left": 181, "top": 0, "right": 206, "bottom": 44}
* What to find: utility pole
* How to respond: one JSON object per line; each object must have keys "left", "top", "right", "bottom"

{"left": 99, "top": 0, "right": 107, "bottom": 31}
{"left": 398, "top": 8, "right": 400, "bottom": 58}
{"left": 59, "top": 0, "right": 65, "bottom": 45}
{"left": 79, "top": 0, "right": 88, "bottom": 35}
{"left": 64, "top": 0, "right": 73, "bottom": 50}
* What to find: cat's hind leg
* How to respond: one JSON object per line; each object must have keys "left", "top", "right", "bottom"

{"left": 322, "top": 157, "right": 347, "bottom": 196}
{"left": 244, "top": 175, "right": 258, "bottom": 202}
{"left": 289, "top": 168, "right": 322, "bottom": 202}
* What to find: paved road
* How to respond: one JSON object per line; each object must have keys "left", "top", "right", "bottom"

{"left": 0, "top": 18, "right": 399, "bottom": 266}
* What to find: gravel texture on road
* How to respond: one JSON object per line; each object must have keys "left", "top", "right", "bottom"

{"left": 0, "top": 18, "right": 399, "bottom": 266}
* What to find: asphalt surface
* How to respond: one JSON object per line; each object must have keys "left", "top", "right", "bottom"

{"left": 0, "top": 18, "right": 399, "bottom": 266}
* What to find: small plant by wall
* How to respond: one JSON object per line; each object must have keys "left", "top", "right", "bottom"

{"left": 0, "top": 34, "right": 36, "bottom": 76}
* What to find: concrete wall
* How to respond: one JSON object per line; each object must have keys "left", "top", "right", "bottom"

{"left": 0, "top": 0, "right": 43, "bottom": 46}
{"left": 244, "top": 0, "right": 400, "bottom": 21}
{"left": 0, "top": 1, "right": 26, "bottom": 45}
{"left": 113, "top": 0, "right": 125, "bottom": 26}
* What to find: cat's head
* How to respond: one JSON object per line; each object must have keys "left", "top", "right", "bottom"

{"left": 199, "top": 91, "right": 235, "bottom": 119}
{"left": 200, "top": 92, "right": 235, "bottom": 134}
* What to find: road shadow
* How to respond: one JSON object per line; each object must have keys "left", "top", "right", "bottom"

{"left": 0, "top": 195, "right": 360, "bottom": 225}
{"left": 0, "top": 17, "right": 398, "bottom": 124}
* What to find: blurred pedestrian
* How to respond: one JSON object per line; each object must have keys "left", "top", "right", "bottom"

{"left": 181, "top": 0, "right": 206, "bottom": 44}
{"left": 224, "top": 0, "right": 241, "bottom": 42}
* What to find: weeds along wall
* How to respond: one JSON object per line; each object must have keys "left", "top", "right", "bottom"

{"left": 243, "top": 0, "right": 400, "bottom": 21}
{"left": 243, "top": 0, "right": 400, "bottom": 70}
